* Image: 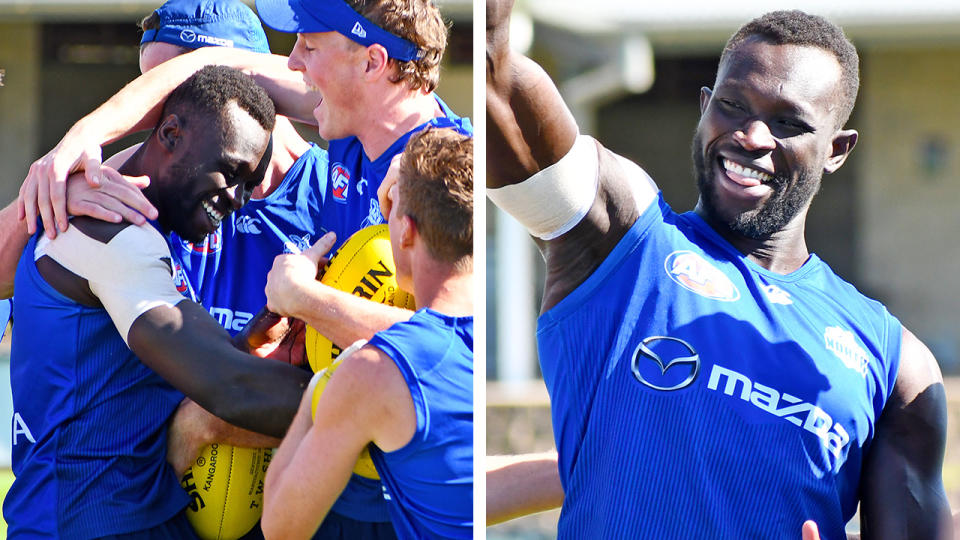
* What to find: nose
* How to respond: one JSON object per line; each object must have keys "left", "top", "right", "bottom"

{"left": 733, "top": 120, "right": 776, "bottom": 152}
{"left": 224, "top": 185, "right": 245, "bottom": 210}
{"left": 288, "top": 38, "right": 306, "bottom": 72}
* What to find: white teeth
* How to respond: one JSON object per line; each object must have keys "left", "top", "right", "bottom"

{"left": 202, "top": 200, "right": 223, "bottom": 227}
{"left": 723, "top": 159, "right": 772, "bottom": 182}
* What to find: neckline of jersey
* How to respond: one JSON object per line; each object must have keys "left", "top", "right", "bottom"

{"left": 681, "top": 210, "right": 823, "bottom": 284}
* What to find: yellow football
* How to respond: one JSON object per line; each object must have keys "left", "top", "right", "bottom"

{"left": 305, "top": 224, "right": 416, "bottom": 374}
{"left": 310, "top": 348, "right": 380, "bottom": 480}
{"left": 180, "top": 444, "right": 272, "bottom": 540}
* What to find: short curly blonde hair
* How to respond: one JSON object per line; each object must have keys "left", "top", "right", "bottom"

{"left": 398, "top": 127, "right": 472, "bottom": 264}
{"left": 344, "top": 0, "right": 447, "bottom": 92}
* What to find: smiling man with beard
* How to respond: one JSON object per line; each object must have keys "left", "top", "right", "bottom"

{"left": 3, "top": 65, "right": 312, "bottom": 539}
{"left": 487, "top": 5, "right": 951, "bottom": 539}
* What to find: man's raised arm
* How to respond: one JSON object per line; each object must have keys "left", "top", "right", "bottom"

{"left": 486, "top": 0, "right": 657, "bottom": 311}
{"left": 0, "top": 202, "right": 28, "bottom": 297}
{"left": 485, "top": 0, "right": 579, "bottom": 189}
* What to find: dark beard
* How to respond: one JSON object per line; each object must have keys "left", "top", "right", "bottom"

{"left": 156, "top": 163, "right": 206, "bottom": 243}
{"left": 691, "top": 132, "right": 820, "bottom": 239}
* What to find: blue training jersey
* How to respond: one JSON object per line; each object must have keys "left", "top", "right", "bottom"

{"left": 368, "top": 309, "right": 474, "bottom": 540}
{"left": 320, "top": 95, "right": 472, "bottom": 254}
{"left": 325, "top": 96, "right": 471, "bottom": 522}
{"left": 169, "top": 144, "right": 328, "bottom": 334}
{"left": 4, "top": 232, "right": 188, "bottom": 539}
{"left": 0, "top": 297, "right": 9, "bottom": 340}
{"left": 539, "top": 194, "right": 901, "bottom": 539}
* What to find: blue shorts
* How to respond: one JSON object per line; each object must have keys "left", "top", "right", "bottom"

{"left": 313, "top": 511, "right": 397, "bottom": 540}
{"left": 96, "top": 511, "right": 199, "bottom": 540}
{"left": 239, "top": 512, "right": 397, "bottom": 540}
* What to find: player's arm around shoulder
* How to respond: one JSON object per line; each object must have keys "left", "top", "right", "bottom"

{"left": 75, "top": 223, "right": 311, "bottom": 438}
{"left": 263, "top": 344, "right": 415, "bottom": 539}
{"left": 0, "top": 200, "right": 29, "bottom": 298}
{"left": 858, "top": 327, "right": 952, "bottom": 539}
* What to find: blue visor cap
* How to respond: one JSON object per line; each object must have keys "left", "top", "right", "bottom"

{"left": 256, "top": 0, "right": 423, "bottom": 62}
{"left": 141, "top": 0, "right": 271, "bottom": 54}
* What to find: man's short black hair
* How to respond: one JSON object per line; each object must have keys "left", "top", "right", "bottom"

{"left": 161, "top": 65, "right": 276, "bottom": 133}
{"left": 722, "top": 10, "right": 859, "bottom": 128}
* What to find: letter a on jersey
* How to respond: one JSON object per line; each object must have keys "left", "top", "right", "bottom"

{"left": 12, "top": 412, "right": 35, "bottom": 445}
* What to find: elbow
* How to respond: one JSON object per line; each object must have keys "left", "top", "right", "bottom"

{"left": 261, "top": 488, "right": 308, "bottom": 540}
{"left": 260, "top": 507, "right": 284, "bottom": 540}
{"left": 260, "top": 514, "right": 297, "bottom": 540}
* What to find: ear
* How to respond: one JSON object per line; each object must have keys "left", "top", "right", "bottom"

{"left": 824, "top": 129, "right": 858, "bottom": 174}
{"left": 700, "top": 87, "right": 712, "bottom": 115}
{"left": 155, "top": 114, "right": 182, "bottom": 153}
{"left": 399, "top": 214, "right": 417, "bottom": 250}
{"left": 363, "top": 44, "right": 392, "bottom": 81}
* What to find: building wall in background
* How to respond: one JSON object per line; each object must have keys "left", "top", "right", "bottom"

{"left": 0, "top": 23, "right": 41, "bottom": 205}
{"left": 859, "top": 46, "right": 960, "bottom": 371}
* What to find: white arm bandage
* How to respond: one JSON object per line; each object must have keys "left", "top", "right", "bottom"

{"left": 36, "top": 223, "right": 187, "bottom": 344}
{"left": 487, "top": 135, "right": 599, "bottom": 240}
{"left": 488, "top": 135, "right": 658, "bottom": 240}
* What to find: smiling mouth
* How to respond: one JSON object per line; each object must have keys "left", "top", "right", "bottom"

{"left": 202, "top": 199, "right": 224, "bottom": 229}
{"left": 720, "top": 158, "right": 773, "bottom": 186}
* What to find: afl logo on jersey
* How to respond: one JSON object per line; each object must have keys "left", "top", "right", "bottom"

{"left": 331, "top": 163, "right": 351, "bottom": 204}
{"left": 181, "top": 230, "right": 223, "bottom": 255}
{"left": 664, "top": 250, "right": 740, "bottom": 302}
{"left": 173, "top": 262, "right": 189, "bottom": 294}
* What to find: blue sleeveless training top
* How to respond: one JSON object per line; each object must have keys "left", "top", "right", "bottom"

{"left": 368, "top": 309, "right": 474, "bottom": 540}
{"left": 538, "top": 194, "right": 901, "bottom": 539}
{"left": 323, "top": 96, "right": 471, "bottom": 522}
{"left": 0, "top": 297, "right": 9, "bottom": 339}
{"left": 4, "top": 232, "right": 188, "bottom": 538}
{"left": 320, "top": 95, "right": 472, "bottom": 255}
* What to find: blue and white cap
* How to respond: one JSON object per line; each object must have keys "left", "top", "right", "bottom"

{"left": 255, "top": 0, "right": 423, "bottom": 62}
{"left": 141, "top": 0, "right": 271, "bottom": 54}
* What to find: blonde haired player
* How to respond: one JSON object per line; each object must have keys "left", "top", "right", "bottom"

{"left": 6, "top": 0, "right": 471, "bottom": 536}
{"left": 262, "top": 127, "right": 474, "bottom": 539}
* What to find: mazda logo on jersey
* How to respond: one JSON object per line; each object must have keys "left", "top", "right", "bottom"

{"left": 631, "top": 336, "right": 700, "bottom": 391}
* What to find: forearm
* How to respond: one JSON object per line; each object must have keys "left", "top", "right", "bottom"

{"left": 264, "top": 385, "right": 314, "bottom": 494}
{"left": 64, "top": 48, "right": 312, "bottom": 147}
{"left": 288, "top": 282, "right": 412, "bottom": 350}
{"left": 0, "top": 201, "right": 29, "bottom": 297}
{"left": 487, "top": 451, "right": 564, "bottom": 525}
{"left": 195, "top": 403, "right": 282, "bottom": 449}
{"left": 178, "top": 350, "right": 308, "bottom": 438}
{"left": 263, "top": 386, "right": 353, "bottom": 539}
{"left": 167, "top": 397, "right": 280, "bottom": 476}
{"left": 130, "top": 301, "right": 311, "bottom": 438}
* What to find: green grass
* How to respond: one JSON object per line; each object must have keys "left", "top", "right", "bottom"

{"left": 0, "top": 468, "right": 12, "bottom": 538}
